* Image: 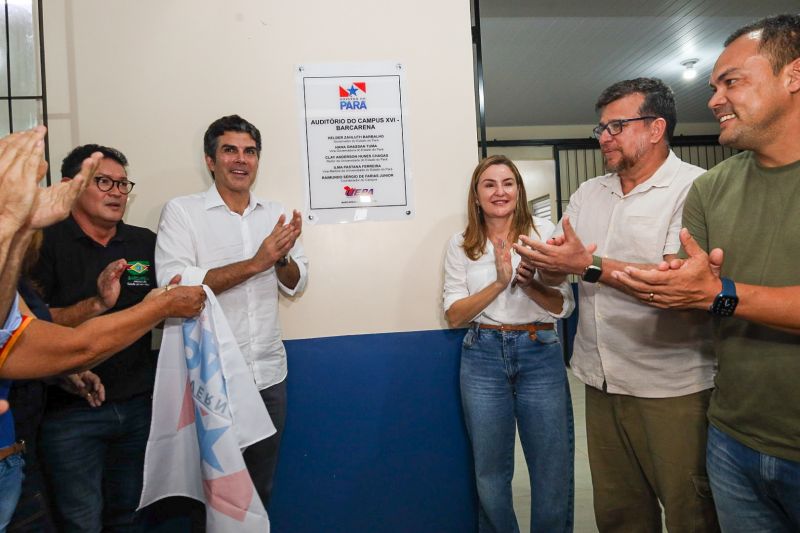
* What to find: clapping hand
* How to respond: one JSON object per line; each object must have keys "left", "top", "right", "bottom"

{"left": 493, "top": 239, "right": 513, "bottom": 287}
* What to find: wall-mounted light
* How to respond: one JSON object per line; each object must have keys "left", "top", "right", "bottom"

{"left": 681, "top": 58, "right": 699, "bottom": 80}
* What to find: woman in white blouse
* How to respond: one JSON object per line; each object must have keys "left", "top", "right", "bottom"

{"left": 443, "top": 155, "right": 575, "bottom": 532}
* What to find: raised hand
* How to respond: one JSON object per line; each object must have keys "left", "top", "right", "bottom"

{"left": 253, "top": 211, "right": 302, "bottom": 271}
{"left": 493, "top": 239, "right": 513, "bottom": 287}
{"left": 30, "top": 151, "right": 102, "bottom": 229}
{"left": 287, "top": 209, "right": 303, "bottom": 236}
{"left": 0, "top": 127, "right": 47, "bottom": 231}
{"left": 513, "top": 215, "right": 597, "bottom": 275}
{"left": 96, "top": 259, "right": 127, "bottom": 310}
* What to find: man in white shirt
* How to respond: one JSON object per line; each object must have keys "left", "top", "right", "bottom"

{"left": 155, "top": 115, "right": 308, "bottom": 509}
{"left": 514, "top": 79, "right": 718, "bottom": 532}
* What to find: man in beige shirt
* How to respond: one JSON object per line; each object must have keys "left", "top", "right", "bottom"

{"left": 514, "top": 78, "right": 718, "bottom": 532}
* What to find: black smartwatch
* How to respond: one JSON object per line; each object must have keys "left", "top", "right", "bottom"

{"left": 709, "top": 277, "right": 738, "bottom": 317}
{"left": 582, "top": 255, "right": 603, "bottom": 283}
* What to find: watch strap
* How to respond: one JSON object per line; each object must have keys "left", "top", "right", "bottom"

{"left": 719, "top": 277, "right": 736, "bottom": 297}
{"left": 709, "top": 277, "right": 739, "bottom": 317}
{"left": 582, "top": 255, "right": 603, "bottom": 282}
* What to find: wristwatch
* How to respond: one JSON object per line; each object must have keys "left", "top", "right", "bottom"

{"left": 275, "top": 255, "right": 291, "bottom": 267}
{"left": 582, "top": 255, "right": 603, "bottom": 283}
{"left": 709, "top": 277, "right": 738, "bottom": 317}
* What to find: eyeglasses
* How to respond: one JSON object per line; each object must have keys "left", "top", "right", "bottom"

{"left": 592, "top": 116, "right": 658, "bottom": 139}
{"left": 94, "top": 176, "right": 135, "bottom": 194}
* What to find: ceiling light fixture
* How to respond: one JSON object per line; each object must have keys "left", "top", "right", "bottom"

{"left": 681, "top": 58, "right": 699, "bottom": 80}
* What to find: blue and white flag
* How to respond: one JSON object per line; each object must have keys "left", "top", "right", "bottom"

{"left": 140, "top": 286, "right": 275, "bottom": 532}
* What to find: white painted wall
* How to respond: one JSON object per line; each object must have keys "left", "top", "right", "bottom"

{"left": 44, "top": 0, "right": 478, "bottom": 339}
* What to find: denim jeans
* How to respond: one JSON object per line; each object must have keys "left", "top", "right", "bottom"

{"left": 39, "top": 394, "right": 151, "bottom": 533}
{"left": 8, "top": 445, "right": 56, "bottom": 532}
{"left": 707, "top": 424, "right": 800, "bottom": 532}
{"left": 460, "top": 325, "right": 574, "bottom": 533}
{"left": 0, "top": 454, "right": 24, "bottom": 533}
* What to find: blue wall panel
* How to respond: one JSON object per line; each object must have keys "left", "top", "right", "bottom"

{"left": 270, "top": 329, "right": 477, "bottom": 532}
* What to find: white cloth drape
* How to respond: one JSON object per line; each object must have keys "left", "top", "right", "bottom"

{"left": 139, "top": 286, "right": 275, "bottom": 532}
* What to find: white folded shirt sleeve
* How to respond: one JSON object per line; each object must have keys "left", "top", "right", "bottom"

{"left": 278, "top": 236, "right": 309, "bottom": 296}
{"left": 536, "top": 270, "right": 575, "bottom": 319}
{"left": 442, "top": 234, "right": 469, "bottom": 314}
{"left": 155, "top": 200, "right": 209, "bottom": 287}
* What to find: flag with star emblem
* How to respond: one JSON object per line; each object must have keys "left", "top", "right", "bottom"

{"left": 139, "top": 286, "right": 275, "bottom": 532}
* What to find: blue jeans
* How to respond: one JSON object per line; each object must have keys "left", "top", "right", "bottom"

{"left": 0, "top": 454, "right": 24, "bottom": 533}
{"left": 707, "top": 424, "right": 800, "bottom": 532}
{"left": 460, "top": 325, "right": 574, "bottom": 533}
{"left": 9, "top": 445, "right": 56, "bottom": 532}
{"left": 39, "top": 394, "right": 152, "bottom": 533}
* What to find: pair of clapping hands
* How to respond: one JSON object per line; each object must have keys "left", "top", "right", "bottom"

{"left": 488, "top": 219, "right": 585, "bottom": 290}
{"left": 507, "top": 215, "right": 722, "bottom": 309}
{"left": 489, "top": 237, "right": 543, "bottom": 290}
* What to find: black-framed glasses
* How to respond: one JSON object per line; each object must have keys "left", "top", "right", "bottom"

{"left": 592, "top": 116, "right": 658, "bottom": 139}
{"left": 94, "top": 176, "right": 135, "bottom": 194}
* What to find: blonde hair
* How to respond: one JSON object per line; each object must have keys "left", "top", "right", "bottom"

{"left": 462, "top": 155, "right": 538, "bottom": 260}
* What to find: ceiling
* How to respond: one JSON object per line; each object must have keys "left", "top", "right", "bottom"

{"left": 478, "top": 0, "right": 799, "bottom": 128}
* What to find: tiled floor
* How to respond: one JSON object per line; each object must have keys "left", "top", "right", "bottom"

{"left": 512, "top": 372, "right": 598, "bottom": 533}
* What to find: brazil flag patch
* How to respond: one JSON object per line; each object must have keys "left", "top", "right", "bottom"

{"left": 126, "top": 260, "right": 151, "bottom": 287}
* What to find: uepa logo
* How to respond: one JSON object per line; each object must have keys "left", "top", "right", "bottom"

{"left": 339, "top": 82, "right": 367, "bottom": 110}
{"left": 344, "top": 186, "right": 374, "bottom": 197}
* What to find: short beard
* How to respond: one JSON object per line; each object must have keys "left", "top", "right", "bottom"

{"left": 604, "top": 137, "right": 648, "bottom": 173}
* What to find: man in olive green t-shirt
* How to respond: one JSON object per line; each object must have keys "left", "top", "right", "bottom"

{"left": 614, "top": 14, "right": 800, "bottom": 532}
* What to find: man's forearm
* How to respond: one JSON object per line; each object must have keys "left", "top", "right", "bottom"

{"left": 0, "top": 229, "right": 33, "bottom": 324}
{"left": 0, "top": 230, "right": 18, "bottom": 323}
{"left": 203, "top": 258, "right": 264, "bottom": 295}
{"left": 728, "top": 283, "right": 800, "bottom": 334}
{"left": 50, "top": 296, "right": 109, "bottom": 327}
{"left": 1, "top": 292, "right": 171, "bottom": 379}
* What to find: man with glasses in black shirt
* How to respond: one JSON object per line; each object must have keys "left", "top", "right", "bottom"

{"left": 32, "top": 144, "right": 159, "bottom": 532}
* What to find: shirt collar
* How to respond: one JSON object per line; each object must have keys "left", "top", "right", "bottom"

{"left": 203, "top": 184, "right": 263, "bottom": 215}
{"left": 599, "top": 151, "right": 682, "bottom": 197}
{"left": 64, "top": 214, "right": 128, "bottom": 243}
